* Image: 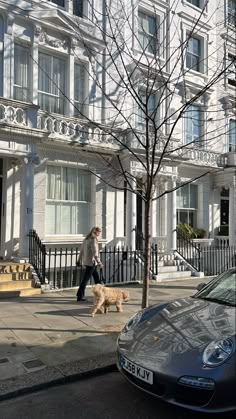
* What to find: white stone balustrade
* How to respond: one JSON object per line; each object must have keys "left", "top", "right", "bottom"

{"left": 214, "top": 236, "right": 230, "bottom": 247}
{"left": 0, "top": 100, "right": 27, "bottom": 126}
{"left": 152, "top": 236, "right": 168, "bottom": 253}
{"left": 37, "top": 111, "right": 120, "bottom": 148}
{"left": 0, "top": 98, "right": 231, "bottom": 168}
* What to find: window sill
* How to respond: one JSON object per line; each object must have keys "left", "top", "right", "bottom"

{"left": 184, "top": 67, "right": 208, "bottom": 81}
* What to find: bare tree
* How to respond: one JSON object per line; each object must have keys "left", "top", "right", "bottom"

{"left": 33, "top": 0, "right": 233, "bottom": 307}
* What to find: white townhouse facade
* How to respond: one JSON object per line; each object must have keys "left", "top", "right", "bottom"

{"left": 0, "top": 0, "right": 235, "bottom": 261}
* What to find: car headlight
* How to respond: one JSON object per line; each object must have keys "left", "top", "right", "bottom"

{"left": 202, "top": 338, "right": 234, "bottom": 367}
{"left": 122, "top": 310, "right": 143, "bottom": 333}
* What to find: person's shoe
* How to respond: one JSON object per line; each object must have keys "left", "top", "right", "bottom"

{"left": 77, "top": 297, "right": 87, "bottom": 302}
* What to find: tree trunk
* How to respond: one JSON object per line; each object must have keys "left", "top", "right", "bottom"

{"left": 142, "top": 199, "right": 151, "bottom": 308}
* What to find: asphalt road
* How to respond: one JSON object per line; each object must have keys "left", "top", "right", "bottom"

{"left": 0, "top": 371, "right": 232, "bottom": 419}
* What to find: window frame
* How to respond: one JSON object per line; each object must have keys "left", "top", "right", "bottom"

{"left": 137, "top": 90, "right": 156, "bottom": 131}
{"left": 38, "top": 52, "right": 66, "bottom": 115}
{"left": 186, "top": 36, "right": 201, "bottom": 73}
{"left": 13, "top": 43, "right": 31, "bottom": 102}
{"left": 227, "top": 53, "right": 236, "bottom": 87}
{"left": 45, "top": 165, "right": 93, "bottom": 236}
{"left": 138, "top": 10, "right": 158, "bottom": 56}
{"left": 185, "top": 104, "right": 204, "bottom": 147}
{"left": 47, "top": 0, "right": 65, "bottom": 8}
{"left": 74, "top": 61, "right": 86, "bottom": 118}
{"left": 228, "top": 0, "right": 236, "bottom": 27}
{"left": 228, "top": 119, "right": 236, "bottom": 152}
{"left": 177, "top": 183, "right": 198, "bottom": 228}
{"left": 187, "top": 0, "right": 201, "bottom": 8}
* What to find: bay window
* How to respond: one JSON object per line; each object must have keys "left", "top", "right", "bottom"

{"left": 13, "top": 44, "right": 30, "bottom": 102}
{"left": 138, "top": 11, "right": 158, "bottom": 55}
{"left": 46, "top": 165, "right": 91, "bottom": 235}
{"left": 185, "top": 105, "right": 203, "bottom": 147}
{"left": 229, "top": 120, "right": 236, "bottom": 152}
{"left": 38, "top": 53, "right": 65, "bottom": 114}
{"left": 177, "top": 184, "right": 198, "bottom": 227}
{"left": 74, "top": 63, "right": 85, "bottom": 117}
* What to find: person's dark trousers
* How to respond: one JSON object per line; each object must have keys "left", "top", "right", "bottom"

{"left": 76, "top": 265, "right": 101, "bottom": 300}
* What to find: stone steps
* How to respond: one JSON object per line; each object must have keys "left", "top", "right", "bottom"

{"left": 0, "top": 272, "right": 32, "bottom": 281}
{"left": 0, "top": 262, "right": 41, "bottom": 297}
{"left": 0, "top": 288, "right": 42, "bottom": 298}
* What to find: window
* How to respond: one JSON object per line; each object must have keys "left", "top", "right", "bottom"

{"left": 46, "top": 166, "right": 91, "bottom": 235}
{"left": 48, "top": 0, "right": 65, "bottom": 7}
{"left": 227, "top": 54, "right": 236, "bottom": 87}
{"left": 137, "top": 93, "right": 155, "bottom": 130}
{"left": 138, "top": 11, "right": 157, "bottom": 55}
{"left": 228, "top": 0, "right": 236, "bottom": 26}
{"left": 187, "top": 0, "right": 200, "bottom": 7}
{"left": 177, "top": 184, "right": 198, "bottom": 227}
{"left": 13, "top": 44, "right": 30, "bottom": 102}
{"left": 74, "top": 63, "right": 85, "bottom": 117}
{"left": 229, "top": 120, "right": 236, "bottom": 151}
{"left": 186, "top": 36, "right": 201, "bottom": 72}
{"left": 38, "top": 53, "right": 65, "bottom": 114}
{"left": 185, "top": 105, "right": 203, "bottom": 146}
{"left": 73, "top": 0, "right": 83, "bottom": 17}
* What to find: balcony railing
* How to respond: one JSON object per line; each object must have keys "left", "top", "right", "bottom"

{"left": 0, "top": 97, "right": 228, "bottom": 167}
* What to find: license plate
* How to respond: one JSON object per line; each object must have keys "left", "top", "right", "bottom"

{"left": 120, "top": 355, "right": 153, "bottom": 385}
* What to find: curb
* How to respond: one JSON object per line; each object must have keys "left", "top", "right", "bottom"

{"left": 0, "top": 353, "right": 117, "bottom": 402}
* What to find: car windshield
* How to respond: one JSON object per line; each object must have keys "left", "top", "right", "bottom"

{"left": 196, "top": 270, "right": 236, "bottom": 307}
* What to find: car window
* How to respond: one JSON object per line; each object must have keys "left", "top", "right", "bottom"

{"left": 197, "top": 271, "right": 236, "bottom": 306}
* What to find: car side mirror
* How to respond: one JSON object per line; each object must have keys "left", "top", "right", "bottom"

{"left": 196, "top": 283, "right": 206, "bottom": 291}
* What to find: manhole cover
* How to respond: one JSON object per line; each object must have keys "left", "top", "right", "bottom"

{"left": 23, "top": 359, "right": 45, "bottom": 369}
{"left": 0, "top": 358, "right": 9, "bottom": 364}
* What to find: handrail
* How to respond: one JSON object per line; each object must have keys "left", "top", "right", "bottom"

{"left": 176, "top": 229, "right": 201, "bottom": 272}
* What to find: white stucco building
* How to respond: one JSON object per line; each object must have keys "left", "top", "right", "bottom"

{"left": 0, "top": 0, "right": 235, "bottom": 263}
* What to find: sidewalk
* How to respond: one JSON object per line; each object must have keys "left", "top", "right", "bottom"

{"left": 0, "top": 277, "right": 210, "bottom": 400}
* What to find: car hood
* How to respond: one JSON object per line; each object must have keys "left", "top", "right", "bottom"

{"left": 119, "top": 297, "right": 236, "bottom": 372}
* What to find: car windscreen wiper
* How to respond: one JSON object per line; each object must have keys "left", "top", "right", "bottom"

{"left": 198, "top": 296, "right": 235, "bottom": 307}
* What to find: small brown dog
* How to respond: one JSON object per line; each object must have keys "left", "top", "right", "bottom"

{"left": 91, "top": 284, "right": 129, "bottom": 317}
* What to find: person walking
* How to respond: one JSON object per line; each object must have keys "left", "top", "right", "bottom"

{"left": 76, "top": 226, "right": 103, "bottom": 302}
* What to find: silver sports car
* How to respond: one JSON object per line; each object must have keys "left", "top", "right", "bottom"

{"left": 117, "top": 268, "right": 236, "bottom": 413}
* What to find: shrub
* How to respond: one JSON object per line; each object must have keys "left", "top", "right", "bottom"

{"left": 176, "top": 224, "right": 207, "bottom": 239}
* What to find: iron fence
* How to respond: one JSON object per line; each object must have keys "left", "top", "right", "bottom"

{"left": 177, "top": 229, "right": 236, "bottom": 276}
{"left": 28, "top": 230, "right": 158, "bottom": 289}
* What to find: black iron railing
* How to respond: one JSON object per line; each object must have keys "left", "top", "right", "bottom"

{"left": 135, "top": 228, "right": 158, "bottom": 276}
{"left": 28, "top": 230, "right": 158, "bottom": 289}
{"left": 176, "top": 229, "right": 236, "bottom": 275}
{"left": 176, "top": 230, "right": 201, "bottom": 272}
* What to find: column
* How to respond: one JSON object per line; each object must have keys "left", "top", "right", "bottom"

{"left": 19, "top": 158, "right": 34, "bottom": 259}
{"left": 3, "top": 14, "right": 14, "bottom": 98}
{"left": 126, "top": 179, "right": 136, "bottom": 249}
{"left": 167, "top": 177, "right": 177, "bottom": 251}
{"left": 229, "top": 177, "right": 236, "bottom": 246}
{"left": 68, "top": 41, "right": 75, "bottom": 116}
{"left": 32, "top": 25, "right": 40, "bottom": 105}
{"left": 151, "top": 189, "right": 157, "bottom": 239}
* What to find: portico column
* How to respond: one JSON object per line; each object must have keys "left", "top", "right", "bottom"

{"left": 229, "top": 177, "right": 236, "bottom": 246}
{"left": 126, "top": 179, "right": 137, "bottom": 249}
{"left": 19, "top": 157, "right": 35, "bottom": 259}
{"left": 167, "top": 177, "right": 177, "bottom": 251}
